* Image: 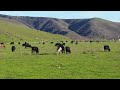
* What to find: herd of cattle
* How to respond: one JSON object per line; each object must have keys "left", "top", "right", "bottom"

{"left": 0, "top": 41, "right": 111, "bottom": 55}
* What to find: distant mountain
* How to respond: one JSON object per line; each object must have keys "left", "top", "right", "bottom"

{"left": 0, "top": 14, "right": 120, "bottom": 40}
{"left": 0, "top": 16, "right": 70, "bottom": 42}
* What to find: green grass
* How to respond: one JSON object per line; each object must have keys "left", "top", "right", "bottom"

{"left": 0, "top": 17, "right": 120, "bottom": 79}
{"left": 0, "top": 41, "right": 120, "bottom": 79}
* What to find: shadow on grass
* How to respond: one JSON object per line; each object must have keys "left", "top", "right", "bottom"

{"left": 38, "top": 53, "right": 57, "bottom": 55}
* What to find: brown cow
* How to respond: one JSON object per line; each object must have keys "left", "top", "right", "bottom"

{"left": 0, "top": 43, "right": 5, "bottom": 48}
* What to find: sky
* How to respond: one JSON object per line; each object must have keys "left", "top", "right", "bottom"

{"left": 0, "top": 11, "right": 120, "bottom": 22}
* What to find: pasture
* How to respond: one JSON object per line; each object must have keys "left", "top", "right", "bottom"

{"left": 0, "top": 41, "right": 120, "bottom": 79}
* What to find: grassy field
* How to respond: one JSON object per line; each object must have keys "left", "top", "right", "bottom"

{"left": 0, "top": 17, "right": 120, "bottom": 79}
{"left": 0, "top": 41, "right": 120, "bottom": 79}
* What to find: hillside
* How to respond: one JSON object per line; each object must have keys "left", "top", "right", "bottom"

{"left": 0, "top": 17, "right": 71, "bottom": 43}
{"left": 0, "top": 14, "right": 120, "bottom": 40}
{"left": 11, "top": 16, "right": 86, "bottom": 40}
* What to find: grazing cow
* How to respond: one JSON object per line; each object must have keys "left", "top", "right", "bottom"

{"left": 11, "top": 46, "right": 16, "bottom": 52}
{"left": 55, "top": 43, "right": 65, "bottom": 54}
{"left": 104, "top": 45, "right": 110, "bottom": 52}
{"left": 90, "top": 41, "right": 92, "bottom": 43}
{"left": 71, "top": 40, "right": 75, "bottom": 44}
{"left": 43, "top": 42, "right": 45, "bottom": 44}
{"left": 22, "top": 42, "right": 31, "bottom": 48}
{"left": 31, "top": 46, "right": 39, "bottom": 54}
{"left": 65, "top": 46, "right": 71, "bottom": 54}
{"left": 55, "top": 43, "right": 61, "bottom": 46}
{"left": 10, "top": 42, "right": 14, "bottom": 44}
{"left": 62, "top": 43, "right": 65, "bottom": 46}
{"left": 18, "top": 42, "right": 20, "bottom": 45}
{"left": 50, "top": 42, "right": 54, "bottom": 44}
{"left": 75, "top": 41, "right": 78, "bottom": 45}
{"left": 22, "top": 43, "right": 25, "bottom": 47}
{"left": 0, "top": 43, "right": 5, "bottom": 48}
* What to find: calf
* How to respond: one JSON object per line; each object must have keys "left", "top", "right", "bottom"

{"left": 31, "top": 46, "right": 39, "bottom": 54}
{"left": 104, "top": 45, "right": 110, "bottom": 52}
{"left": 11, "top": 46, "right": 16, "bottom": 52}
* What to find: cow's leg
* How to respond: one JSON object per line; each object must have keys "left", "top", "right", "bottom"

{"left": 104, "top": 49, "right": 106, "bottom": 52}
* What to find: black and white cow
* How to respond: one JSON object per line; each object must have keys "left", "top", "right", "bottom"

{"left": 31, "top": 46, "right": 39, "bottom": 54}
{"left": 104, "top": 45, "right": 110, "bottom": 52}
{"left": 55, "top": 43, "right": 65, "bottom": 54}
{"left": 11, "top": 46, "right": 16, "bottom": 52}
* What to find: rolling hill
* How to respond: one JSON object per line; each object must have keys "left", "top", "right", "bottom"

{"left": 64, "top": 18, "right": 120, "bottom": 40}
{"left": 0, "top": 16, "right": 71, "bottom": 43}
{"left": 0, "top": 14, "right": 120, "bottom": 40}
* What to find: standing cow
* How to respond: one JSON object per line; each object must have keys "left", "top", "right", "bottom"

{"left": 31, "top": 46, "right": 39, "bottom": 54}
{"left": 55, "top": 43, "right": 65, "bottom": 54}
{"left": 11, "top": 46, "right": 16, "bottom": 52}
{"left": 104, "top": 45, "right": 110, "bottom": 52}
{"left": 65, "top": 46, "right": 71, "bottom": 54}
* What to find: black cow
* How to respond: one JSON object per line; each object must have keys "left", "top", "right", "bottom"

{"left": 50, "top": 42, "right": 54, "bottom": 44}
{"left": 104, "top": 45, "right": 110, "bottom": 52}
{"left": 55, "top": 43, "right": 61, "bottom": 46}
{"left": 10, "top": 42, "right": 14, "bottom": 44}
{"left": 11, "top": 46, "right": 16, "bottom": 52}
{"left": 43, "top": 42, "right": 45, "bottom": 44}
{"left": 18, "top": 42, "right": 20, "bottom": 45}
{"left": 31, "top": 46, "right": 39, "bottom": 54}
{"left": 65, "top": 46, "right": 71, "bottom": 54}
{"left": 71, "top": 41, "right": 74, "bottom": 44}
{"left": 90, "top": 41, "right": 92, "bottom": 43}
{"left": 62, "top": 43, "right": 65, "bottom": 46}
{"left": 22, "top": 43, "right": 25, "bottom": 46}
{"left": 22, "top": 42, "right": 31, "bottom": 48}
{"left": 75, "top": 41, "right": 78, "bottom": 45}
